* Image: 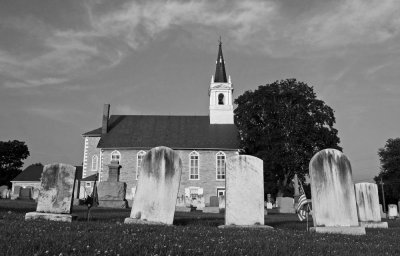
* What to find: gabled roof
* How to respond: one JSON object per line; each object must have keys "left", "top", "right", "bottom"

{"left": 214, "top": 41, "right": 228, "bottom": 83}
{"left": 83, "top": 127, "right": 102, "bottom": 137}
{"left": 12, "top": 165, "right": 82, "bottom": 182}
{"left": 92, "top": 115, "right": 239, "bottom": 150}
{"left": 12, "top": 164, "right": 44, "bottom": 182}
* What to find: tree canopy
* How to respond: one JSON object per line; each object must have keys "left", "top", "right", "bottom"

{"left": 0, "top": 140, "right": 30, "bottom": 187}
{"left": 374, "top": 138, "right": 400, "bottom": 204}
{"left": 234, "top": 79, "right": 341, "bottom": 196}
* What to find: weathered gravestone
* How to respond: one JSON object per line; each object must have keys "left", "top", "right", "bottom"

{"left": 125, "top": 146, "right": 182, "bottom": 225}
{"left": 0, "top": 185, "right": 8, "bottom": 198}
{"left": 25, "top": 163, "right": 77, "bottom": 222}
{"left": 309, "top": 149, "right": 365, "bottom": 235}
{"left": 355, "top": 183, "right": 387, "bottom": 228}
{"left": 219, "top": 155, "right": 272, "bottom": 229}
{"left": 388, "top": 204, "right": 398, "bottom": 219}
{"left": 175, "top": 195, "right": 190, "bottom": 212}
{"left": 276, "top": 197, "right": 295, "bottom": 213}
{"left": 97, "top": 161, "right": 127, "bottom": 208}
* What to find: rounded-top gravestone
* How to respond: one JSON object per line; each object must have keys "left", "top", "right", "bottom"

{"left": 309, "top": 149, "right": 365, "bottom": 235}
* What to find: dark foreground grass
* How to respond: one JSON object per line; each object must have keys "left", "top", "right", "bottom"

{"left": 1, "top": 200, "right": 400, "bottom": 255}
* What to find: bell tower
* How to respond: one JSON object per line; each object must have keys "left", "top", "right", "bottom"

{"left": 209, "top": 40, "right": 234, "bottom": 124}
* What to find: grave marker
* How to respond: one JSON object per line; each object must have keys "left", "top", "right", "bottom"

{"left": 309, "top": 149, "right": 365, "bottom": 235}
{"left": 125, "top": 146, "right": 182, "bottom": 225}
{"left": 25, "top": 163, "right": 76, "bottom": 222}
{"left": 355, "top": 182, "right": 387, "bottom": 228}
{"left": 219, "top": 155, "right": 272, "bottom": 229}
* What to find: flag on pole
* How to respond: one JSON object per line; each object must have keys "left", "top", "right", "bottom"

{"left": 296, "top": 182, "right": 308, "bottom": 221}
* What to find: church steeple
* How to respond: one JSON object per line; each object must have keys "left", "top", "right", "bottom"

{"left": 214, "top": 41, "right": 227, "bottom": 83}
{"left": 209, "top": 39, "right": 234, "bottom": 124}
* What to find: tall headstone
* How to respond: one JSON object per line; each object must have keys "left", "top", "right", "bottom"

{"left": 25, "top": 163, "right": 77, "bottom": 222}
{"left": 125, "top": 146, "right": 182, "bottom": 225}
{"left": 220, "top": 155, "right": 271, "bottom": 229}
{"left": 355, "top": 183, "right": 387, "bottom": 228}
{"left": 309, "top": 149, "right": 365, "bottom": 235}
{"left": 97, "top": 161, "right": 127, "bottom": 208}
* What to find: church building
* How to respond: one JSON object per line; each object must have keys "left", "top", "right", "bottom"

{"left": 81, "top": 42, "right": 240, "bottom": 206}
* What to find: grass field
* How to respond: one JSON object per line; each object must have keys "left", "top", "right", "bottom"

{"left": 1, "top": 200, "right": 400, "bottom": 255}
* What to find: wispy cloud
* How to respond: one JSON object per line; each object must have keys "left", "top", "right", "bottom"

{"left": 4, "top": 77, "right": 68, "bottom": 88}
{"left": 1, "top": 0, "right": 400, "bottom": 89}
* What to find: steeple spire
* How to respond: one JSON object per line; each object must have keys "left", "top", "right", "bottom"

{"left": 214, "top": 39, "right": 228, "bottom": 83}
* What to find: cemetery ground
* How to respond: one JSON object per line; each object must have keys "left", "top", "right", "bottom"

{"left": 1, "top": 201, "right": 400, "bottom": 256}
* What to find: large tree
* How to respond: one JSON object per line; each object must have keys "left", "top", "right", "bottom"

{"left": 0, "top": 140, "right": 30, "bottom": 187}
{"left": 234, "top": 79, "right": 341, "bottom": 196}
{"left": 374, "top": 138, "right": 400, "bottom": 205}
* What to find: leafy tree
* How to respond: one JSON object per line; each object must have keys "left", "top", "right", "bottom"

{"left": 234, "top": 79, "right": 341, "bottom": 197}
{"left": 0, "top": 140, "right": 30, "bottom": 187}
{"left": 374, "top": 138, "right": 400, "bottom": 205}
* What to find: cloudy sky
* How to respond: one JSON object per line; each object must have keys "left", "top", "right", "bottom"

{"left": 1, "top": 0, "right": 399, "bottom": 181}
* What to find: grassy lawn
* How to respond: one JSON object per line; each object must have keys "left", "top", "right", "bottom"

{"left": 1, "top": 200, "right": 400, "bottom": 255}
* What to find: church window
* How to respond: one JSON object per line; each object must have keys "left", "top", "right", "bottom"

{"left": 91, "top": 155, "right": 98, "bottom": 171}
{"left": 136, "top": 151, "right": 146, "bottom": 180}
{"left": 218, "top": 93, "right": 224, "bottom": 105}
{"left": 216, "top": 151, "right": 226, "bottom": 180}
{"left": 189, "top": 151, "right": 200, "bottom": 180}
{"left": 111, "top": 150, "right": 121, "bottom": 164}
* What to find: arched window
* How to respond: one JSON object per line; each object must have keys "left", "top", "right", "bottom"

{"left": 111, "top": 150, "right": 121, "bottom": 164}
{"left": 136, "top": 151, "right": 146, "bottom": 180}
{"left": 189, "top": 151, "right": 200, "bottom": 180}
{"left": 218, "top": 93, "right": 224, "bottom": 105}
{"left": 216, "top": 151, "right": 226, "bottom": 180}
{"left": 91, "top": 155, "right": 98, "bottom": 171}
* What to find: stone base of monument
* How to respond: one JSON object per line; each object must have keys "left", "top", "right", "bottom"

{"left": 175, "top": 206, "right": 191, "bottom": 212}
{"left": 98, "top": 200, "right": 127, "bottom": 208}
{"left": 25, "top": 212, "right": 77, "bottom": 222}
{"left": 124, "top": 217, "right": 170, "bottom": 225}
{"left": 310, "top": 226, "right": 366, "bottom": 235}
{"left": 218, "top": 224, "right": 273, "bottom": 229}
{"left": 359, "top": 221, "right": 388, "bottom": 228}
{"left": 203, "top": 207, "right": 220, "bottom": 213}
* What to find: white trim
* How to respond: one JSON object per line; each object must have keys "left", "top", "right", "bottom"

{"left": 99, "top": 150, "right": 103, "bottom": 182}
{"left": 82, "top": 137, "right": 89, "bottom": 178}
{"left": 216, "top": 151, "right": 226, "bottom": 180}
{"left": 189, "top": 151, "right": 200, "bottom": 180}
{"left": 216, "top": 186, "right": 226, "bottom": 196}
{"left": 111, "top": 150, "right": 121, "bottom": 163}
{"left": 136, "top": 150, "right": 146, "bottom": 180}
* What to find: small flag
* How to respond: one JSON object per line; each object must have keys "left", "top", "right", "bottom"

{"left": 296, "top": 181, "right": 309, "bottom": 221}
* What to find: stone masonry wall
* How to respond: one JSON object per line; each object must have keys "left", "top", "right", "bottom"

{"left": 100, "top": 148, "right": 238, "bottom": 206}
{"left": 81, "top": 136, "right": 101, "bottom": 198}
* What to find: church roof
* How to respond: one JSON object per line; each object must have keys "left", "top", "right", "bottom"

{"left": 12, "top": 165, "right": 82, "bottom": 182}
{"left": 85, "top": 115, "right": 239, "bottom": 150}
{"left": 214, "top": 41, "right": 228, "bottom": 83}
